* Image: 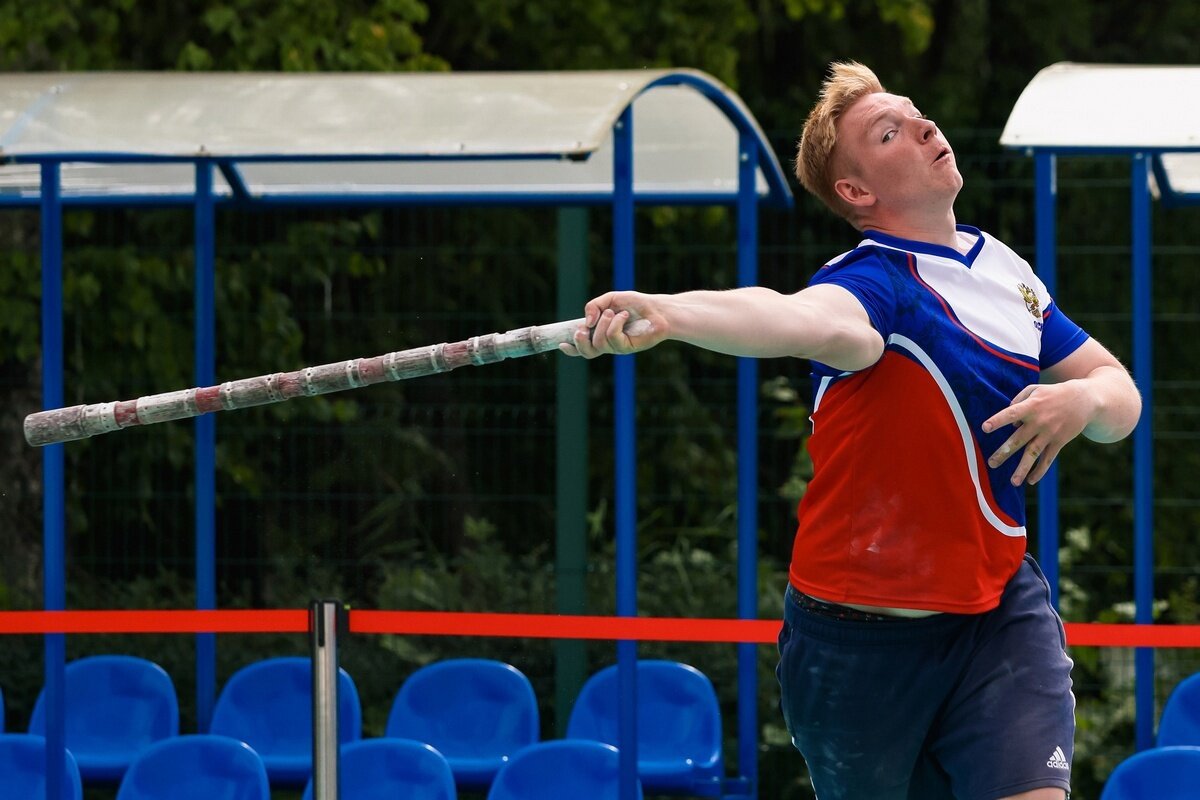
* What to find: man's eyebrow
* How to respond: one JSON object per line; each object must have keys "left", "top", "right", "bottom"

{"left": 865, "top": 99, "right": 921, "bottom": 132}
{"left": 865, "top": 107, "right": 898, "bottom": 131}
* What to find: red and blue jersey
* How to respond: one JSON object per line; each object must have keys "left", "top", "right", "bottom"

{"left": 789, "top": 226, "right": 1089, "bottom": 613}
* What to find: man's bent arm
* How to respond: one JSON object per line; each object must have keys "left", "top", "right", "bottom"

{"left": 984, "top": 337, "right": 1142, "bottom": 485}
{"left": 1040, "top": 338, "right": 1142, "bottom": 443}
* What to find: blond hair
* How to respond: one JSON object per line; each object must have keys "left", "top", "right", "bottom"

{"left": 795, "top": 61, "right": 885, "bottom": 222}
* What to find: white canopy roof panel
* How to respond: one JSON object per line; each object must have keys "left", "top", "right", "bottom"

{"left": 1000, "top": 63, "right": 1200, "bottom": 151}
{"left": 0, "top": 70, "right": 789, "bottom": 204}
{"left": 1158, "top": 153, "right": 1200, "bottom": 196}
{"left": 1001, "top": 62, "right": 1200, "bottom": 204}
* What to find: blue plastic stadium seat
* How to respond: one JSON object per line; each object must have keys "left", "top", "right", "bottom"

{"left": 209, "top": 656, "right": 361, "bottom": 786}
{"left": 116, "top": 734, "right": 269, "bottom": 800}
{"left": 386, "top": 658, "right": 539, "bottom": 789}
{"left": 1099, "top": 745, "right": 1200, "bottom": 799}
{"left": 567, "top": 660, "right": 723, "bottom": 796}
{"left": 0, "top": 734, "right": 83, "bottom": 799}
{"left": 1158, "top": 671, "right": 1200, "bottom": 747}
{"left": 28, "top": 655, "right": 180, "bottom": 782}
{"left": 487, "top": 740, "right": 641, "bottom": 800}
{"left": 301, "top": 738, "right": 457, "bottom": 800}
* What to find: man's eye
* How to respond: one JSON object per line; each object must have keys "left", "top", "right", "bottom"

{"left": 882, "top": 130, "right": 896, "bottom": 143}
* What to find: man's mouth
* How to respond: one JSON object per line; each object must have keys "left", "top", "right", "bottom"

{"left": 933, "top": 148, "right": 951, "bottom": 163}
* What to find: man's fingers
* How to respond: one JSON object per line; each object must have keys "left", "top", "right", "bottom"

{"left": 1007, "top": 440, "right": 1063, "bottom": 486}
{"left": 1012, "top": 384, "right": 1038, "bottom": 403}
{"left": 568, "top": 308, "right": 653, "bottom": 359}
{"left": 583, "top": 292, "right": 620, "bottom": 328}
{"left": 988, "top": 432, "right": 1034, "bottom": 468}
{"left": 568, "top": 325, "right": 605, "bottom": 359}
{"left": 982, "top": 385, "right": 1038, "bottom": 433}
{"left": 1026, "top": 445, "right": 1060, "bottom": 485}
{"left": 1007, "top": 444, "right": 1038, "bottom": 486}
{"left": 606, "top": 310, "right": 632, "bottom": 346}
{"left": 587, "top": 309, "right": 633, "bottom": 353}
{"left": 982, "top": 412, "right": 1007, "bottom": 434}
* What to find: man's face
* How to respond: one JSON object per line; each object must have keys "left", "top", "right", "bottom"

{"left": 834, "top": 92, "right": 963, "bottom": 210}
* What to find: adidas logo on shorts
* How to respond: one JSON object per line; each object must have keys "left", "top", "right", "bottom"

{"left": 1046, "top": 746, "right": 1070, "bottom": 770}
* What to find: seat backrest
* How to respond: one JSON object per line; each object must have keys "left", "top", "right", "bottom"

{"left": 29, "top": 655, "right": 180, "bottom": 752}
{"left": 1158, "top": 672, "right": 1200, "bottom": 746}
{"left": 0, "top": 734, "right": 83, "bottom": 800}
{"left": 1100, "top": 746, "right": 1200, "bottom": 800}
{"left": 116, "top": 734, "right": 270, "bottom": 800}
{"left": 301, "top": 739, "right": 457, "bottom": 800}
{"left": 566, "top": 660, "right": 722, "bottom": 765}
{"left": 487, "top": 740, "right": 641, "bottom": 800}
{"left": 209, "top": 657, "right": 361, "bottom": 759}
{"left": 386, "top": 659, "right": 539, "bottom": 760}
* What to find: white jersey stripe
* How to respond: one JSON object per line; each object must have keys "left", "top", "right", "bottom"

{"left": 889, "top": 333, "right": 1026, "bottom": 538}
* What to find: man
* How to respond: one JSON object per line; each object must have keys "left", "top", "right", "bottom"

{"left": 559, "top": 62, "right": 1141, "bottom": 799}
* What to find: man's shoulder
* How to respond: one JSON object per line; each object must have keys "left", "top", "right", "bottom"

{"left": 819, "top": 241, "right": 902, "bottom": 273}
{"left": 807, "top": 244, "right": 904, "bottom": 299}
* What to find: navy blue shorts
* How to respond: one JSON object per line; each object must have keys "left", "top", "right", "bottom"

{"left": 776, "top": 555, "right": 1074, "bottom": 800}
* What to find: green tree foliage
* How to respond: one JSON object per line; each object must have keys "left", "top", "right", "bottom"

{"left": 176, "top": 0, "right": 446, "bottom": 71}
{"left": 0, "top": 0, "right": 445, "bottom": 71}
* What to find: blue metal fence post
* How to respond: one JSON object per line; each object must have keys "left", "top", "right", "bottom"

{"left": 1130, "top": 153, "right": 1155, "bottom": 751}
{"left": 735, "top": 132, "right": 759, "bottom": 799}
{"left": 194, "top": 160, "right": 217, "bottom": 732}
{"left": 40, "top": 160, "right": 67, "bottom": 800}
{"left": 1033, "top": 152, "right": 1061, "bottom": 608}
{"left": 612, "top": 105, "right": 639, "bottom": 800}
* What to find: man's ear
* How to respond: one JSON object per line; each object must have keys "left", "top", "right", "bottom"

{"left": 834, "top": 177, "right": 875, "bottom": 208}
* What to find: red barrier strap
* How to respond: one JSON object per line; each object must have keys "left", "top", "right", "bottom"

{"left": 1061, "top": 623, "right": 1200, "bottom": 649}
{"left": 0, "top": 610, "right": 308, "bottom": 634}
{"left": 0, "top": 610, "right": 1196, "bottom": 648}
{"left": 349, "top": 610, "right": 781, "bottom": 643}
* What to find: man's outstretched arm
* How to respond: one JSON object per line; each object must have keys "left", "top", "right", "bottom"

{"left": 559, "top": 283, "right": 884, "bottom": 372}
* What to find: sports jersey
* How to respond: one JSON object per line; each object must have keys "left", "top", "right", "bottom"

{"left": 788, "top": 225, "right": 1089, "bottom": 613}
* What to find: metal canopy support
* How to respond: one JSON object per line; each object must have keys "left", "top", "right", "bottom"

{"left": 1130, "top": 153, "right": 1155, "bottom": 752}
{"left": 734, "top": 130, "right": 759, "bottom": 799}
{"left": 194, "top": 160, "right": 218, "bottom": 732}
{"left": 1034, "top": 153, "right": 1060, "bottom": 607}
{"left": 555, "top": 206, "right": 590, "bottom": 737}
{"left": 1031, "top": 149, "right": 1158, "bottom": 749}
{"left": 1004, "top": 61, "right": 1190, "bottom": 760}
{"left": 40, "top": 160, "right": 67, "bottom": 800}
{"left": 612, "top": 104, "right": 639, "bottom": 800}
{"left": 1031, "top": 148, "right": 1158, "bottom": 751}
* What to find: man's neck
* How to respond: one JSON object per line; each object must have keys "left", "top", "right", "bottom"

{"left": 861, "top": 209, "right": 959, "bottom": 250}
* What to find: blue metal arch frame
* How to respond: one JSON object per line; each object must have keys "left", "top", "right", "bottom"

{"left": 23, "top": 70, "right": 794, "bottom": 800}
{"left": 606, "top": 70, "right": 784, "bottom": 800}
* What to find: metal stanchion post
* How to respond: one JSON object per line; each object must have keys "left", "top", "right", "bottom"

{"left": 311, "top": 599, "right": 347, "bottom": 800}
